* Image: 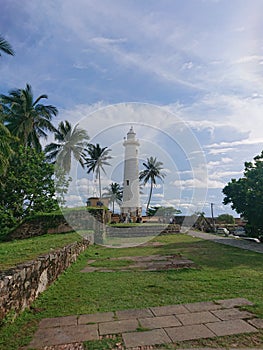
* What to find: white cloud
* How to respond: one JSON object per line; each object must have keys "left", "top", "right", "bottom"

{"left": 210, "top": 170, "right": 243, "bottom": 180}
{"left": 173, "top": 178, "right": 224, "bottom": 190}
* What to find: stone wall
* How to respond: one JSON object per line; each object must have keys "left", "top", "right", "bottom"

{"left": 7, "top": 209, "right": 106, "bottom": 241}
{"left": 0, "top": 239, "right": 89, "bottom": 321}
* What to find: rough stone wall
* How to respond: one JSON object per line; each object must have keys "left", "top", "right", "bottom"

{"left": 0, "top": 239, "right": 89, "bottom": 321}
{"left": 8, "top": 209, "right": 105, "bottom": 240}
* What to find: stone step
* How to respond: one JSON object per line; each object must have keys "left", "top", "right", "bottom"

{"left": 106, "top": 225, "right": 180, "bottom": 237}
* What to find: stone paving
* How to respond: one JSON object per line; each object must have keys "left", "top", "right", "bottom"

{"left": 27, "top": 298, "right": 263, "bottom": 349}
{"left": 81, "top": 254, "right": 195, "bottom": 273}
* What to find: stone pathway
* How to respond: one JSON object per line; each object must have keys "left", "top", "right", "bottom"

{"left": 188, "top": 230, "right": 263, "bottom": 254}
{"left": 81, "top": 254, "right": 195, "bottom": 273}
{"left": 27, "top": 298, "right": 263, "bottom": 349}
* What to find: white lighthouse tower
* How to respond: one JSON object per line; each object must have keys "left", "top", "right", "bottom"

{"left": 121, "top": 126, "right": 141, "bottom": 218}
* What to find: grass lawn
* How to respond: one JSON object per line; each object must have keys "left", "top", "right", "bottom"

{"left": 0, "top": 232, "right": 81, "bottom": 270}
{"left": 1, "top": 233, "right": 263, "bottom": 349}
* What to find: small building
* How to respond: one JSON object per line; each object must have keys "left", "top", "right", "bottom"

{"left": 86, "top": 197, "right": 109, "bottom": 208}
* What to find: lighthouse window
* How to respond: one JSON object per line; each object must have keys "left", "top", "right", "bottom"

{"left": 126, "top": 180, "right": 130, "bottom": 186}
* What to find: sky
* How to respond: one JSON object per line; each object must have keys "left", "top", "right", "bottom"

{"left": 1, "top": 0, "right": 263, "bottom": 217}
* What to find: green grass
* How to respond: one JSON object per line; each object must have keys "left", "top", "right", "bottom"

{"left": 83, "top": 336, "right": 122, "bottom": 349}
{"left": 0, "top": 232, "right": 81, "bottom": 270}
{"left": 89, "top": 258, "right": 133, "bottom": 268}
{"left": 102, "top": 235, "right": 155, "bottom": 246}
{"left": 1, "top": 233, "right": 263, "bottom": 350}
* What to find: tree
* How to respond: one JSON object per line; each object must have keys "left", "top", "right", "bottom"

{"left": 0, "top": 35, "right": 14, "bottom": 56}
{"left": 0, "top": 84, "right": 57, "bottom": 151}
{"left": 53, "top": 167, "right": 72, "bottom": 208}
{"left": 83, "top": 144, "right": 112, "bottom": 199}
{"left": 217, "top": 214, "right": 235, "bottom": 224}
{"left": 0, "top": 121, "right": 16, "bottom": 177}
{"left": 0, "top": 146, "right": 59, "bottom": 231}
{"left": 103, "top": 182, "right": 123, "bottom": 213}
{"left": 139, "top": 156, "right": 166, "bottom": 214}
{"left": 45, "top": 120, "right": 89, "bottom": 173}
{"left": 147, "top": 206, "right": 181, "bottom": 218}
{"left": 223, "top": 151, "right": 263, "bottom": 237}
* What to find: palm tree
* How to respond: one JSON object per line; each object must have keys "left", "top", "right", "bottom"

{"left": 0, "top": 84, "right": 57, "bottom": 152}
{"left": 0, "top": 121, "right": 15, "bottom": 177}
{"left": 45, "top": 120, "right": 89, "bottom": 173}
{"left": 139, "top": 156, "right": 166, "bottom": 215}
{"left": 103, "top": 182, "right": 123, "bottom": 213}
{"left": 83, "top": 144, "right": 112, "bottom": 199}
{"left": 0, "top": 35, "right": 14, "bottom": 56}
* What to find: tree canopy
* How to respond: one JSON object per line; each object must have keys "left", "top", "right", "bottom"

{"left": 0, "top": 84, "right": 57, "bottom": 152}
{"left": 139, "top": 156, "right": 166, "bottom": 214}
{"left": 217, "top": 214, "right": 235, "bottom": 224}
{"left": 223, "top": 151, "right": 263, "bottom": 237}
{"left": 83, "top": 143, "right": 112, "bottom": 199}
{"left": 0, "top": 146, "right": 59, "bottom": 232}
{"left": 147, "top": 206, "right": 181, "bottom": 217}
{"left": 45, "top": 120, "right": 89, "bottom": 173}
{"left": 103, "top": 182, "right": 123, "bottom": 213}
{"left": 0, "top": 35, "right": 14, "bottom": 56}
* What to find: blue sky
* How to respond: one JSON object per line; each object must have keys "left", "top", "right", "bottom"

{"left": 1, "top": 0, "right": 263, "bottom": 216}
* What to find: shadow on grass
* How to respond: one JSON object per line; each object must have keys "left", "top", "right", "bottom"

{"left": 147, "top": 236, "right": 263, "bottom": 271}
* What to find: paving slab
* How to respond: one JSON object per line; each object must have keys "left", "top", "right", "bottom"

{"left": 247, "top": 318, "right": 263, "bottom": 329}
{"left": 28, "top": 298, "right": 262, "bottom": 349}
{"left": 211, "top": 308, "right": 254, "bottom": 321}
{"left": 78, "top": 311, "right": 115, "bottom": 324}
{"left": 215, "top": 297, "right": 254, "bottom": 309}
{"left": 81, "top": 254, "right": 195, "bottom": 272}
{"left": 184, "top": 301, "right": 221, "bottom": 312}
{"left": 99, "top": 318, "right": 139, "bottom": 335}
{"left": 28, "top": 324, "right": 98, "bottom": 348}
{"left": 44, "top": 344, "right": 84, "bottom": 350}
{"left": 150, "top": 304, "right": 189, "bottom": 316}
{"left": 139, "top": 315, "right": 181, "bottom": 329}
{"left": 165, "top": 324, "right": 215, "bottom": 341}
{"left": 39, "top": 315, "right": 78, "bottom": 329}
{"left": 122, "top": 328, "right": 172, "bottom": 348}
{"left": 115, "top": 308, "right": 154, "bottom": 320}
{"left": 206, "top": 319, "right": 258, "bottom": 336}
{"left": 176, "top": 311, "right": 220, "bottom": 325}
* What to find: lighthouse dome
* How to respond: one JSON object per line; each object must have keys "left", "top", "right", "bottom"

{"left": 127, "top": 126, "right": 135, "bottom": 139}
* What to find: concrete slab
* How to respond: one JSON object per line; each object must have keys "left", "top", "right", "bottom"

{"left": 184, "top": 301, "right": 221, "bottom": 312}
{"left": 150, "top": 304, "right": 189, "bottom": 316}
{"left": 247, "top": 318, "right": 263, "bottom": 329}
{"left": 115, "top": 308, "right": 154, "bottom": 320}
{"left": 81, "top": 254, "right": 195, "bottom": 272}
{"left": 122, "top": 328, "right": 172, "bottom": 348}
{"left": 211, "top": 308, "right": 254, "bottom": 321}
{"left": 39, "top": 315, "right": 78, "bottom": 329}
{"left": 43, "top": 343, "right": 85, "bottom": 350}
{"left": 99, "top": 319, "right": 139, "bottom": 335}
{"left": 176, "top": 311, "right": 220, "bottom": 325}
{"left": 28, "top": 324, "right": 98, "bottom": 348}
{"left": 206, "top": 319, "right": 258, "bottom": 336}
{"left": 215, "top": 298, "right": 254, "bottom": 309}
{"left": 78, "top": 311, "right": 115, "bottom": 324}
{"left": 139, "top": 315, "right": 181, "bottom": 329}
{"left": 165, "top": 324, "right": 215, "bottom": 341}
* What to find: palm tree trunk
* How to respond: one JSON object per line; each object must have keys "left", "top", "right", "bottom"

{"left": 146, "top": 180, "right": 153, "bottom": 215}
{"left": 98, "top": 168, "right": 101, "bottom": 199}
{"left": 112, "top": 200, "right": 115, "bottom": 214}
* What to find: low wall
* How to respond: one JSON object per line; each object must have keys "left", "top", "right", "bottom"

{"left": 7, "top": 210, "right": 105, "bottom": 241}
{"left": 0, "top": 239, "right": 89, "bottom": 321}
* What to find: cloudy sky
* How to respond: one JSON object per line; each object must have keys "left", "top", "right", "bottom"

{"left": 1, "top": 0, "right": 263, "bottom": 217}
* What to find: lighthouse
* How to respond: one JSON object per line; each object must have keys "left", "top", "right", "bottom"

{"left": 121, "top": 126, "right": 141, "bottom": 218}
